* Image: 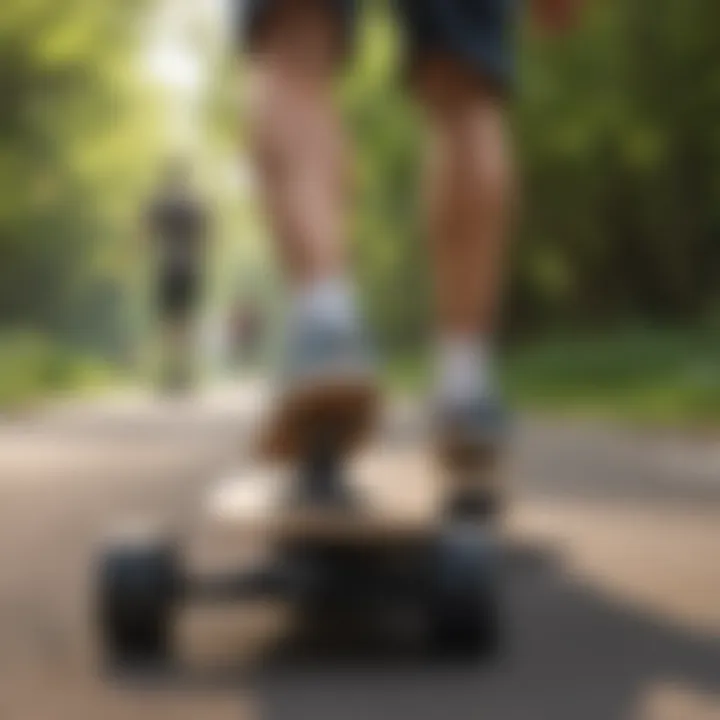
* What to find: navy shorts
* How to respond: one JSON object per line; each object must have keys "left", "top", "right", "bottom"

{"left": 239, "top": 0, "right": 519, "bottom": 93}
{"left": 158, "top": 268, "right": 199, "bottom": 321}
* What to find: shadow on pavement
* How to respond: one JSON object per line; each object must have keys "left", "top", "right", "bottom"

{"left": 110, "top": 543, "right": 720, "bottom": 720}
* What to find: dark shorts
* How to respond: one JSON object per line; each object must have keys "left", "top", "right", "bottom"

{"left": 158, "top": 269, "right": 199, "bottom": 321}
{"left": 239, "top": 0, "right": 519, "bottom": 92}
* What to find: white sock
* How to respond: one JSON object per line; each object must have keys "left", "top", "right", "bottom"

{"left": 436, "top": 336, "right": 494, "bottom": 403}
{"left": 292, "top": 276, "right": 359, "bottom": 331}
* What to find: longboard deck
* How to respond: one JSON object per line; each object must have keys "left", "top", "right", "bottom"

{"left": 224, "top": 510, "right": 436, "bottom": 544}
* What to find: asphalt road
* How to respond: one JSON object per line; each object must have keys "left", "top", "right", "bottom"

{"left": 0, "top": 384, "right": 719, "bottom": 720}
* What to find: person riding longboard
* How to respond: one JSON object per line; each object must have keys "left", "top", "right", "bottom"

{"left": 238, "top": 0, "right": 582, "bottom": 515}
{"left": 146, "top": 159, "right": 210, "bottom": 392}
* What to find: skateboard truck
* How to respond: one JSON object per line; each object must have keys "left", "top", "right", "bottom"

{"left": 293, "top": 432, "right": 355, "bottom": 509}
{"left": 440, "top": 436, "right": 506, "bottom": 523}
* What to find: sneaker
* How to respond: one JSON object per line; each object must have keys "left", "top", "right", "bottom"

{"left": 256, "top": 316, "right": 380, "bottom": 461}
{"left": 434, "top": 394, "right": 511, "bottom": 521}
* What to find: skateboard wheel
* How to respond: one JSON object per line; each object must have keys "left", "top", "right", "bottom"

{"left": 96, "top": 531, "right": 180, "bottom": 668}
{"left": 427, "top": 525, "right": 502, "bottom": 661}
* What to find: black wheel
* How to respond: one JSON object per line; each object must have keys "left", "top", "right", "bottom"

{"left": 96, "top": 532, "right": 180, "bottom": 668}
{"left": 427, "top": 524, "right": 502, "bottom": 662}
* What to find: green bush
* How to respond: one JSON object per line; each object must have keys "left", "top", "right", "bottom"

{"left": 503, "top": 327, "right": 720, "bottom": 425}
{"left": 386, "top": 326, "right": 720, "bottom": 427}
{"left": 0, "top": 331, "right": 114, "bottom": 409}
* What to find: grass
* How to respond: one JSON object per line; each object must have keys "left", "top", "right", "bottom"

{"left": 0, "top": 331, "right": 118, "bottom": 411}
{"left": 387, "top": 326, "right": 720, "bottom": 428}
{"left": 2, "top": 325, "right": 717, "bottom": 428}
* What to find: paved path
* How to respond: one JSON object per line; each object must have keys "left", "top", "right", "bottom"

{"left": 0, "top": 385, "right": 719, "bottom": 720}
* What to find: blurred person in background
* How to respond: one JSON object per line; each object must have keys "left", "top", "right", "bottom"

{"left": 240, "top": 0, "right": 581, "bottom": 512}
{"left": 229, "top": 294, "right": 265, "bottom": 369}
{"left": 146, "top": 158, "right": 210, "bottom": 393}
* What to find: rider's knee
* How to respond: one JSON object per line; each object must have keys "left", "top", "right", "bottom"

{"left": 247, "top": 0, "right": 344, "bottom": 84}
{"left": 413, "top": 54, "right": 503, "bottom": 125}
{"left": 245, "top": 1, "right": 343, "bottom": 169}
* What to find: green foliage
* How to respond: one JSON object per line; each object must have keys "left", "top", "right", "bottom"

{"left": 0, "top": 0, "right": 160, "bottom": 353}
{"left": 387, "top": 325, "right": 720, "bottom": 426}
{"left": 515, "top": 0, "right": 720, "bottom": 328}
{"left": 0, "top": 330, "right": 115, "bottom": 409}
{"left": 504, "top": 326, "right": 720, "bottom": 425}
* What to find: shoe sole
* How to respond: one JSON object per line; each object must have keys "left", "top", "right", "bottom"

{"left": 256, "top": 376, "right": 380, "bottom": 461}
